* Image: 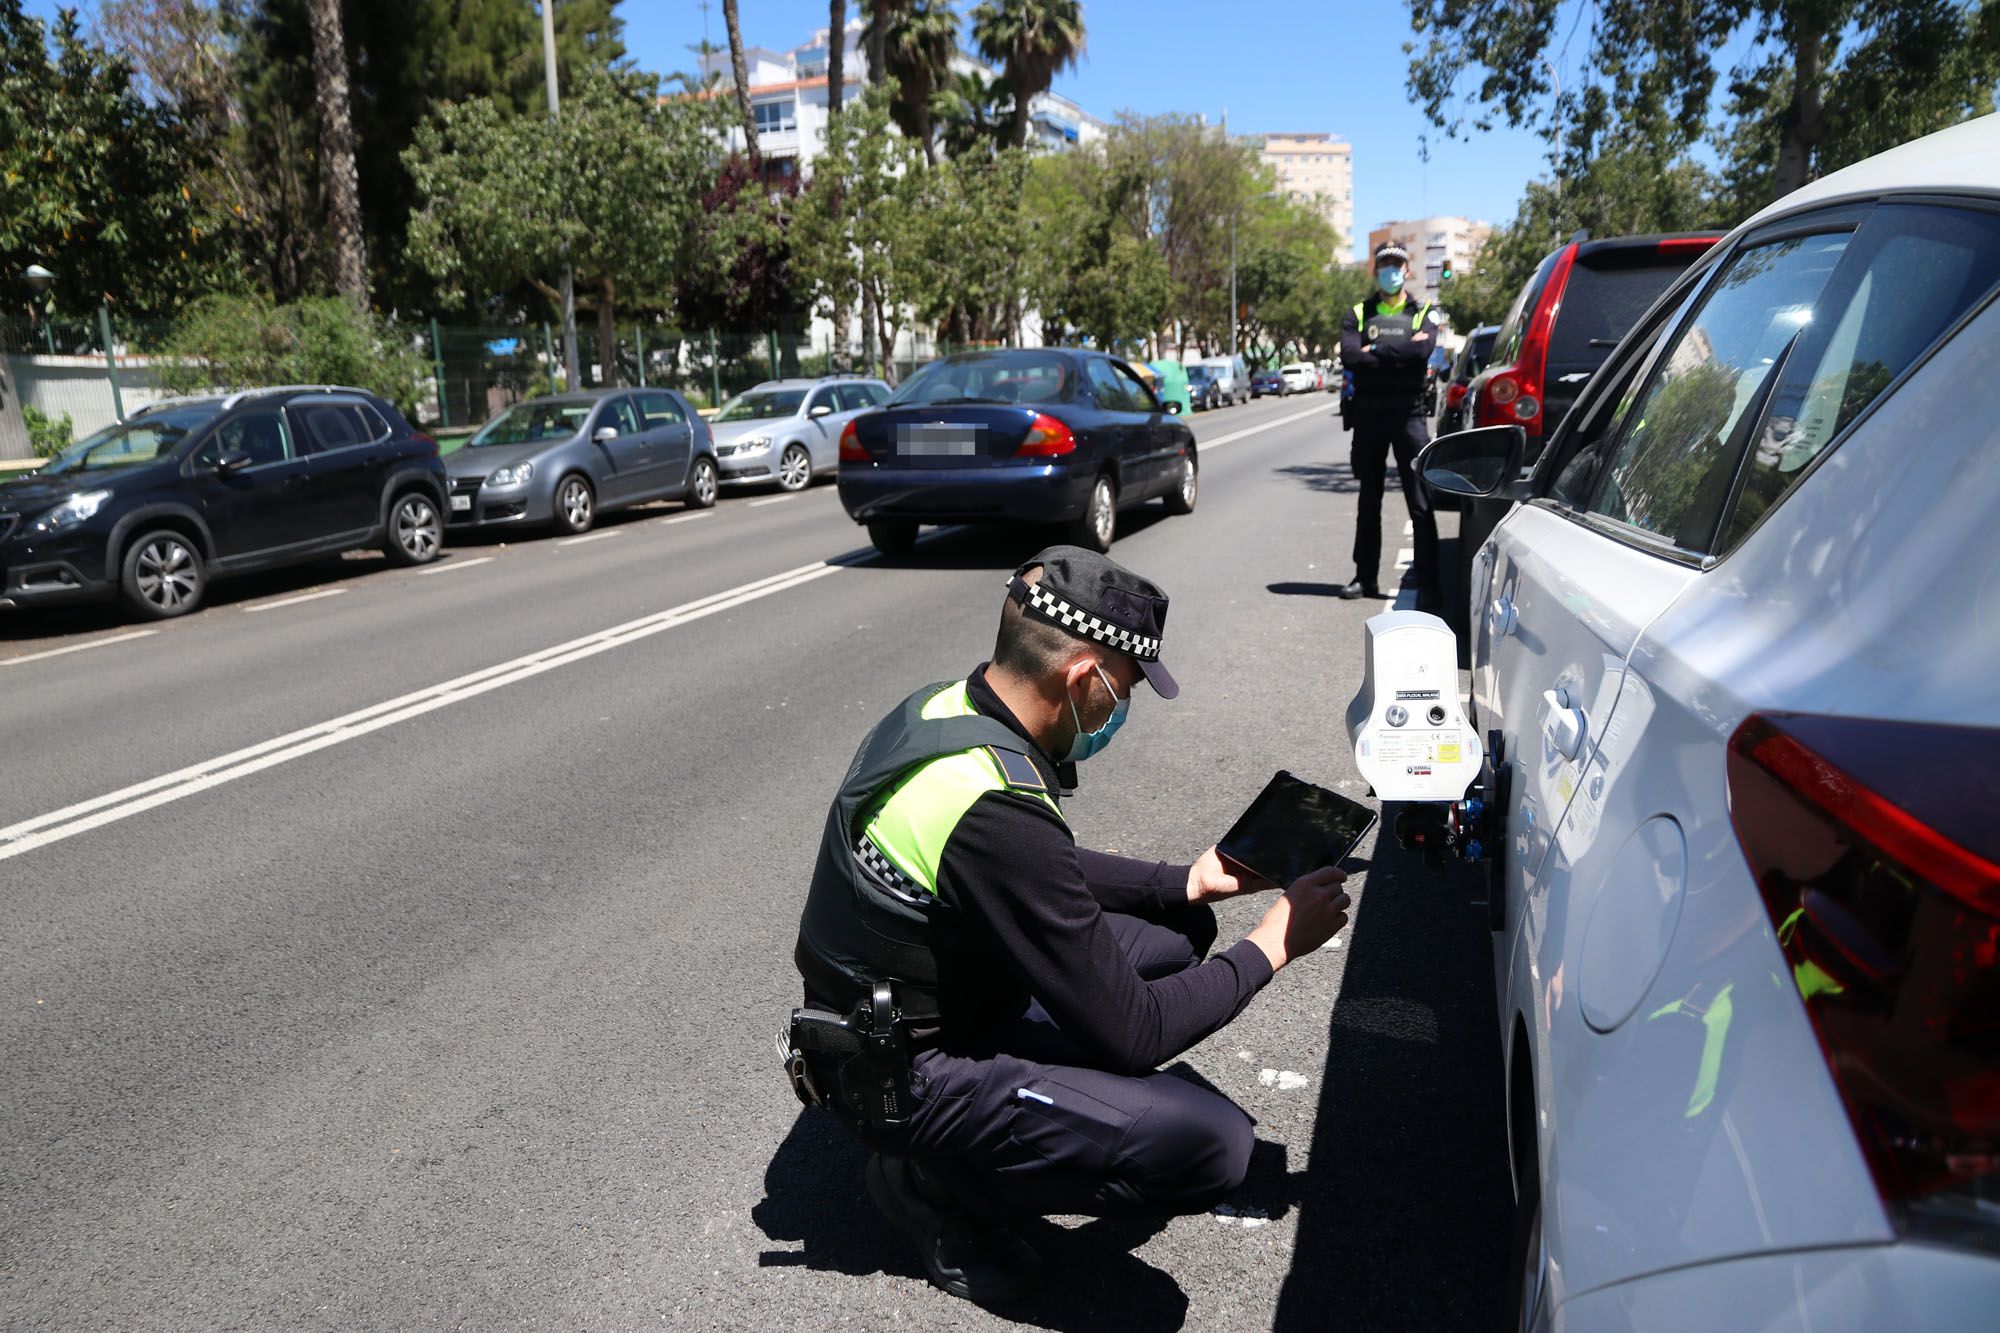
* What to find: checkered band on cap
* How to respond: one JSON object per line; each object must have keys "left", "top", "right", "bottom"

{"left": 1375, "top": 241, "right": 1411, "bottom": 264}
{"left": 1016, "top": 578, "right": 1163, "bottom": 661}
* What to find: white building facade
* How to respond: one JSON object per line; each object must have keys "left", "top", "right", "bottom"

{"left": 1258, "top": 133, "right": 1355, "bottom": 256}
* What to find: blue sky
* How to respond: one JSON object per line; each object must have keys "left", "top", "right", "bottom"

{"left": 34, "top": 0, "right": 1567, "bottom": 262}
{"left": 646, "top": 0, "right": 1563, "bottom": 260}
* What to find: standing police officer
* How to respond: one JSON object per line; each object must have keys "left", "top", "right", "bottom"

{"left": 1339, "top": 241, "right": 1444, "bottom": 610}
{"left": 785, "top": 547, "right": 1352, "bottom": 1306}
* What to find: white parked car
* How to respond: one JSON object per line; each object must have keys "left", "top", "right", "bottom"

{"left": 708, "top": 375, "right": 889, "bottom": 491}
{"left": 1279, "top": 362, "right": 1317, "bottom": 394}
{"left": 1422, "top": 114, "right": 2000, "bottom": 1330}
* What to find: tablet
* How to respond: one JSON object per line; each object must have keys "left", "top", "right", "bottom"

{"left": 1217, "top": 770, "right": 1378, "bottom": 888}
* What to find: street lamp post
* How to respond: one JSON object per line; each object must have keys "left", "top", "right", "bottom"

{"left": 23, "top": 263, "right": 55, "bottom": 355}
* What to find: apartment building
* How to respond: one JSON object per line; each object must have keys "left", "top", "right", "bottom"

{"left": 1366, "top": 215, "right": 1494, "bottom": 301}
{"left": 1258, "top": 133, "right": 1355, "bottom": 255}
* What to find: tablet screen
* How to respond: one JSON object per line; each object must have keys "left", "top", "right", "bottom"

{"left": 1217, "top": 770, "right": 1378, "bottom": 887}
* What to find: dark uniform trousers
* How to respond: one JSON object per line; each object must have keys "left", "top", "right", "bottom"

{"left": 1350, "top": 409, "right": 1440, "bottom": 594}
{"left": 842, "top": 904, "right": 1254, "bottom": 1220}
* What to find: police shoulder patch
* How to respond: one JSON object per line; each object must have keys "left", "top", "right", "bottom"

{"left": 985, "top": 745, "right": 1048, "bottom": 793}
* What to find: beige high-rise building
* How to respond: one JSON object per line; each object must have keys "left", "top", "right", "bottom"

{"left": 1366, "top": 216, "right": 1494, "bottom": 302}
{"left": 1259, "top": 133, "right": 1354, "bottom": 255}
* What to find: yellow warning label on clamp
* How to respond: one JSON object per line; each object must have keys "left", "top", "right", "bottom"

{"left": 1438, "top": 744, "right": 1461, "bottom": 764}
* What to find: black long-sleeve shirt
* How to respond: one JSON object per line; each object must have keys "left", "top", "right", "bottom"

{"left": 925, "top": 665, "right": 1275, "bottom": 1075}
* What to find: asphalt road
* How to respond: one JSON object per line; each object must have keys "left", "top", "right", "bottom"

{"left": 0, "top": 393, "right": 1511, "bottom": 1330}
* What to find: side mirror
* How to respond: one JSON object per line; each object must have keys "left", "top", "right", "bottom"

{"left": 1419, "top": 426, "right": 1527, "bottom": 498}
{"left": 809, "top": 403, "right": 834, "bottom": 419}
{"left": 215, "top": 449, "right": 252, "bottom": 474}
{"left": 1165, "top": 400, "right": 1182, "bottom": 415}
{"left": 593, "top": 425, "right": 619, "bottom": 443}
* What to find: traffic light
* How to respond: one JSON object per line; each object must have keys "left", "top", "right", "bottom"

{"left": 1440, "top": 259, "right": 1455, "bottom": 283}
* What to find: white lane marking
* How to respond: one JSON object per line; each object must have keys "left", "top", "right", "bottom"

{"left": 748, "top": 494, "right": 795, "bottom": 507}
{"left": 2, "top": 629, "right": 157, "bottom": 667}
{"left": 556, "top": 530, "right": 621, "bottom": 547}
{"left": 1403, "top": 519, "right": 1415, "bottom": 536}
{"left": 1195, "top": 403, "right": 1328, "bottom": 453}
{"left": 1258, "top": 1069, "right": 1310, "bottom": 1091}
{"left": 1395, "top": 547, "right": 1414, "bottom": 569}
{"left": 417, "top": 556, "right": 494, "bottom": 576}
{"left": 0, "top": 559, "right": 844, "bottom": 861}
{"left": 243, "top": 589, "right": 347, "bottom": 614}
{"left": 657, "top": 511, "right": 712, "bottom": 526}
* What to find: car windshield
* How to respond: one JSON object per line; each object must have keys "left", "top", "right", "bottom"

{"left": 40, "top": 408, "right": 217, "bottom": 476}
{"left": 470, "top": 400, "right": 591, "bottom": 446}
{"left": 891, "top": 351, "right": 1072, "bottom": 406}
{"left": 714, "top": 389, "right": 806, "bottom": 422}
{"left": 1187, "top": 367, "right": 1214, "bottom": 382}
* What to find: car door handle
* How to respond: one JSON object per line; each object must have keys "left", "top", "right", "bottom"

{"left": 1487, "top": 595, "right": 1517, "bottom": 639}
{"left": 1541, "top": 688, "right": 1587, "bottom": 761}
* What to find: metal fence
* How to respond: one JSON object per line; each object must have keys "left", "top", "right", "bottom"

{"left": 1, "top": 311, "right": 947, "bottom": 459}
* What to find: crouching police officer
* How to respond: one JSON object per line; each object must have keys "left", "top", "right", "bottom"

{"left": 783, "top": 546, "right": 1352, "bottom": 1305}
{"left": 1339, "top": 240, "right": 1444, "bottom": 610}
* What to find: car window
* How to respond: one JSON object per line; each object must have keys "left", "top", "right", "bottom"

{"left": 1548, "top": 258, "right": 1700, "bottom": 368}
{"left": 292, "top": 404, "right": 370, "bottom": 452}
{"left": 1113, "top": 362, "right": 1160, "bottom": 412}
{"left": 197, "top": 411, "right": 296, "bottom": 468}
{"left": 836, "top": 383, "right": 881, "bottom": 412}
{"left": 806, "top": 387, "right": 841, "bottom": 416}
{"left": 1084, "top": 359, "right": 1135, "bottom": 411}
{"left": 606, "top": 398, "right": 642, "bottom": 436}
{"left": 44, "top": 409, "right": 214, "bottom": 476}
{"left": 639, "top": 392, "right": 685, "bottom": 428}
{"left": 468, "top": 400, "right": 591, "bottom": 446}
{"left": 1586, "top": 232, "right": 1851, "bottom": 552}
{"left": 1721, "top": 204, "right": 2000, "bottom": 550}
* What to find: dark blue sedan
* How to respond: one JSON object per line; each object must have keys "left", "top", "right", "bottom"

{"left": 835, "top": 348, "right": 1196, "bottom": 555}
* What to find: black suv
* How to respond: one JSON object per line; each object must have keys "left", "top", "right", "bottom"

{"left": 0, "top": 386, "right": 449, "bottom": 620}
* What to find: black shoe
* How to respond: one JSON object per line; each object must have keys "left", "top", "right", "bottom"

{"left": 866, "top": 1153, "right": 1043, "bottom": 1305}
{"left": 1336, "top": 577, "right": 1380, "bottom": 600}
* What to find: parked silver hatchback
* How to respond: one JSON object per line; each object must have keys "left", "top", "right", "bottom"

{"left": 709, "top": 376, "right": 889, "bottom": 491}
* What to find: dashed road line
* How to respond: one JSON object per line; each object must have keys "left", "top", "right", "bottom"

{"left": 243, "top": 589, "right": 347, "bottom": 614}
{"left": 2, "top": 630, "right": 158, "bottom": 667}
{"left": 657, "top": 511, "right": 713, "bottom": 525}
{"left": 1195, "top": 403, "right": 1330, "bottom": 453}
{"left": 748, "top": 494, "right": 796, "bottom": 507}
{"left": 417, "top": 556, "right": 494, "bottom": 576}
{"left": 556, "top": 530, "right": 622, "bottom": 547}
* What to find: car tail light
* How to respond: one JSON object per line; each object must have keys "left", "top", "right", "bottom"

{"left": 838, "top": 421, "right": 868, "bottom": 463}
{"left": 1476, "top": 372, "right": 1540, "bottom": 428}
{"left": 1015, "top": 414, "right": 1075, "bottom": 458}
{"left": 1728, "top": 712, "right": 2000, "bottom": 1253}
{"left": 1446, "top": 382, "right": 1468, "bottom": 408}
{"left": 1654, "top": 235, "right": 1722, "bottom": 257}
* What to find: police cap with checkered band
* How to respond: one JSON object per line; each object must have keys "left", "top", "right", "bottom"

{"left": 1007, "top": 545, "right": 1179, "bottom": 700}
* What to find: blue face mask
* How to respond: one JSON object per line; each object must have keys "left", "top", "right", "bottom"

{"left": 1063, "top": 663, "right": 1129, "bottom": 763}
{"left": 1377, "top": 266, "right": 1406, "bottom": 296}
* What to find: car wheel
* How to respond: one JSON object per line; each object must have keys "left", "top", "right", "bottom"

{"left": 1163, "top": 453, "right": 1197, "bottom": 515}
{"left": 1071, "top": 474, "right": 1117, "bottom": 552}
{"left": 686, "top": 456, "right": 719, "bottom": 509}
{"left": 121, "top": 529, "right": 205, "bottom": 620}
{"left": 382, "top": 491, "right": 443, "bottom": 566}
{"left": 777, "top": 444, "right": 812, "bottom": 492}
{"left": 866, "top": 520, "right": 918, "bottom": 558}
{"left": 553, "top": 474, "right": 594, "bottom": 534}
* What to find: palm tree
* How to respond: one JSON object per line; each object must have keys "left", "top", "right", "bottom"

{"left": 305, "top": 0, "right": 367, "bottom": 304}
{"left": 827, "top": 0, "right": 846, "bottom": 118}
{"left": 864, "top": 0, "right": 897, "bottom": 86}
{"left": 932, "top": 67, "right": 1003, "bottom": 160}
{"left": 865, "top": 0, "right": 958, "bottom": 164}
{"left": 970, "top": 0, "right": 1084, "bottom": 151}
{"left": 722, "top": 0, "right": 759, "bottom": 163}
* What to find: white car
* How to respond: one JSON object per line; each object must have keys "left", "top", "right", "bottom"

{"left": 1279, "top": 362, "right": 1317, "bottom": 394}
{"left": 708, "top": 376, "right": 889, "bottom": 491}
{"left": 1422, "top": 114, "right": 2000, "bottom": 1330}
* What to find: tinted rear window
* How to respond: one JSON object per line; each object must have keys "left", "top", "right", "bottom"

{"left": 1548, "top": 256, "right": 1701, "bottom": 367}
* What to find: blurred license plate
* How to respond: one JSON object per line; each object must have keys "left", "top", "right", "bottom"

{"left": 896, "top": 424, "right": 981, "bottom": 456}
{"left": 450, "top": 495, "right": 472, "bottom": 511}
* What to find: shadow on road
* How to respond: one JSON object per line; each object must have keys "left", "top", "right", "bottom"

{"left": 1273, "top": 460, "right": 1361, "bottom": 495}
{"left": 754, "top": 1107, "right": 1198, "bottom": 1330}
{"left": 833, "top": 508, "right": 1177, "bottom": 574}
{"left": 1271, "top": 829, "right": 1513, "bottom": 1331}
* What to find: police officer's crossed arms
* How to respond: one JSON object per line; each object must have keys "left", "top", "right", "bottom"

{"left": 786, "top": 546, "right": 1352, "bottom": 1306}
{"left": 1339, "top": 241, "right": 1445, "bottom": 611}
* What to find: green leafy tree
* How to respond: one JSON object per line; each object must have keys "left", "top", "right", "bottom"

{"left": 932, "top": 66, "right": 1004, "bottom": 159}
{"left": 23, "top": 405, "right": 75, "bottom": 459}
{"left": 0, "top": 1, "right": 223, "bottom": 318}
{"left": 1023, "top": 147, "right": 1173, "bottom": 350}
{"left": 790, "top": 93, "right": 926, "bottom": 377}
{"left": 1408, "top": 0, "right": 2000, "bottom": 205}
{"left": 868, "top": 0, "right": 958, "bottom": 164}
{"left": 904, "top": 149, "right": 1033, "bottom": 343}
{"left": 970, "top": 0, "right": 1084, "bottom": 150}
{"left": 155, "top": 292, "right": 425, "bottom": 411}
{"left": 405, "top": 73, "right": 723, "bottom": 386}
